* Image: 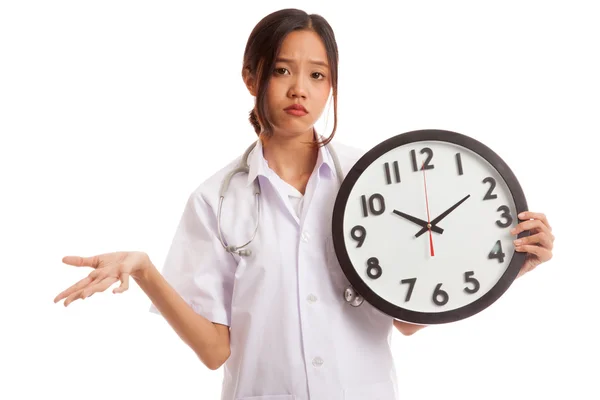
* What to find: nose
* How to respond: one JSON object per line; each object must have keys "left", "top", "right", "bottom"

{"left": 288, "top": 75, "right": 308, "bottom": 99}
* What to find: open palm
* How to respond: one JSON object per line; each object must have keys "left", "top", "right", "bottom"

{"left": 54, "top": 251, "right": 149, "bottom": 306}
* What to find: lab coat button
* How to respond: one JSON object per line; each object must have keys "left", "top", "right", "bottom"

{"left": 312, "top": 357, "right": 324, "bottom": 367}
{"left": 301, "top": 231, "right": 310, "bottom": 242}
{"left": 307, "top": 294, "right": 318, "bottom": 303}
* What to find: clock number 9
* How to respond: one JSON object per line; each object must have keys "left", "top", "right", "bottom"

{"left": 366, "top": 257, "right": 382, "bottom": 279}
{"left": 350, "top": 225, "right": 366, "bottom": 247}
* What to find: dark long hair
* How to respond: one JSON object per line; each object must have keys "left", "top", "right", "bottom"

{"left": 242, "top": 8, "right": 339, "bottom": 146}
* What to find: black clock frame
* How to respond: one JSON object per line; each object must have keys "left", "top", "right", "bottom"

{"left": 331, "top": 129, "right": 529, "bottom": 325}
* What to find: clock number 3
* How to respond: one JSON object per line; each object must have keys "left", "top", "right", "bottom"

{"left": 496, "top": 205, "right": 513, "bottom": 228}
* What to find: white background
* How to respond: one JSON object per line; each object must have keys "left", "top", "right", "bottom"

{"left": 1, "top": 1, "right": 597, "bottom": 399}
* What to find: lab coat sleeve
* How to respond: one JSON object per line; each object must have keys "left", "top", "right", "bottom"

{"left": 148, "top": 191, "right": 236, "bottom": 327}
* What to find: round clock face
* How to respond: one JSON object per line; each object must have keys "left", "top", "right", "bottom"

{"left": 332, "top": 130, "right": 529, "bottom": 324}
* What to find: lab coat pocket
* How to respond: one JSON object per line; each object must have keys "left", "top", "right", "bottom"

{"left": 343, "top": 379, "right": 396, "bottom": 400}
{"left": 237, "top": 395, "right": 295, "bottom": 400}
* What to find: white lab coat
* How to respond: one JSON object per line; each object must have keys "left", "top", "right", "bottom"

{"left": 150, "top": 137, "right": 400, "bottom": 400}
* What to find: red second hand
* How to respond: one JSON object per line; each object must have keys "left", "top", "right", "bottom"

{"left": 422, "top": 162, "right": 435, "bottom": 256}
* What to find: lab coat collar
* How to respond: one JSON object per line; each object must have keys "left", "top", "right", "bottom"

{"left": 317, "top": 136, "right": 337, "bottom": 180}
{"left": 246, "top": 134, "right": 336, "bottom": 187}
{"left": 246, "top": 138, "right": 268, "bottom": 187}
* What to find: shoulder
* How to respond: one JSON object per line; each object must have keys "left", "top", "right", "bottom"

{"left": 330, "top": 140, "right": 366, "bottom": 158}
{"left": 328, "top": 139, "right": 368, "bottom": 172}
{"left": 185, "top": 153, "right": 248, "bottom": 212}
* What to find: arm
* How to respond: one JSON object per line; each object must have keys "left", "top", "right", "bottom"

{"left": 134, "top": 262, "right": 231, "bottom": 370}
{"left": 393, "top": 319, "right": 427, "bottom": 336}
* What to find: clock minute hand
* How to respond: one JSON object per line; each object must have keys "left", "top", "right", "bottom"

{"left": 414, "top": 194, "right": 471, "bottom": 238}
{"left": 393, "top": 210, "right": 444, "bottom": 234}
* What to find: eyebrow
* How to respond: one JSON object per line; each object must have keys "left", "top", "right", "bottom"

{"left": 275, "top": 57, "right": 329, "bottom": 68}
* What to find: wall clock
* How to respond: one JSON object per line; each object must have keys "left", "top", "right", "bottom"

{"left": 332, "top": 129, "right": 529, "bottom": 324}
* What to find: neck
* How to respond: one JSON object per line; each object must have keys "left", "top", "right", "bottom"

{"left": 260, "top": 130, "right": 318, "bottom": 194}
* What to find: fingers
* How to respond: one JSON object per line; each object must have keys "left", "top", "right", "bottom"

{"left": 63, "top": 287, "right": 87, "bottom": 306}
{"left": 59, "top": 273, "right": 129, "bottom": 307}
{"left": 511, "top": 218, "right": 553, "bottom": 238}
{"left": 54, "top": 267, "right": 108, "bottom": 303}
{"left": 54, "top": 276, "right": 93, "bottom": 304}
{"left": 56, "top": 253, "right": 131, "bottom": 307}
{"left": 517, "top": 211, "right": 552, "bottom": 231}
{"left": 65, "top": 277, "right": 117, "bottom": 306}
{"left": 513, "top": 232, "right": 554, "bottom": 251}
{"left": 81, "top": 276, "right": 119, "bottom": 299}
{"left": 514, "top": 244, "right": 553, "bottom": 263}
{"left": 113, "top": 273, "right": 130, "bottom": 294}
{"left": 62, "top": 255, "right": 100, "bottom": 268}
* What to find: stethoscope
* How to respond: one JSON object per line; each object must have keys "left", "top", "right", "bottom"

{"left": 215, "top": 139, "right": 365, "bottom": 307}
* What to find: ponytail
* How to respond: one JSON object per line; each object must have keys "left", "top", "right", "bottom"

{"left": 248, "top": 107, "right": 261, "bottom": 135}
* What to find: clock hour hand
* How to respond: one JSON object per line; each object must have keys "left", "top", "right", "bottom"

{"left": 393, "top": 210, "right": 444, "bottom": 234}
{"left": 415, "top": 194, "right": 471, "bottom": 238}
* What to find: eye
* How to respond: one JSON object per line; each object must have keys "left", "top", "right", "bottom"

{"left": 274, "top": 67, "right": 289, "bottom": 75}
{"left": 312, "top": 72, "right": 325, "bottom": 79}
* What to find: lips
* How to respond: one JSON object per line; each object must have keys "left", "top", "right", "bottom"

{"left": 284, "top": 103, "right": 308, "bottom": 116}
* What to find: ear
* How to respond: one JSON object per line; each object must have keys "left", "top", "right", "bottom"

{"left": 242, "top": 68, "right": 257, "bottom": 97}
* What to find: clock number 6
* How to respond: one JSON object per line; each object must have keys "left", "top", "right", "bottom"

{"left": 350, "top": 225, "right": 366, "bottom": 248}
{"left": 432, "top": 283, "right": 449, "bottom": 306}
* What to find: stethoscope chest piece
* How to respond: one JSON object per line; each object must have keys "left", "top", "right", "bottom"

{"left": 344, "top": 285, "right": 364, "bottom": 307}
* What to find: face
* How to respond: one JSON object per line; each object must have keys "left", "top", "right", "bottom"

{"left": 263, "top": 29, "right": 332, "bottom": 140}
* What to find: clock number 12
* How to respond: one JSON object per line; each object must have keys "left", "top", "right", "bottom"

{"left": 411, "top": 148, "right": 435, "bottom": 171}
